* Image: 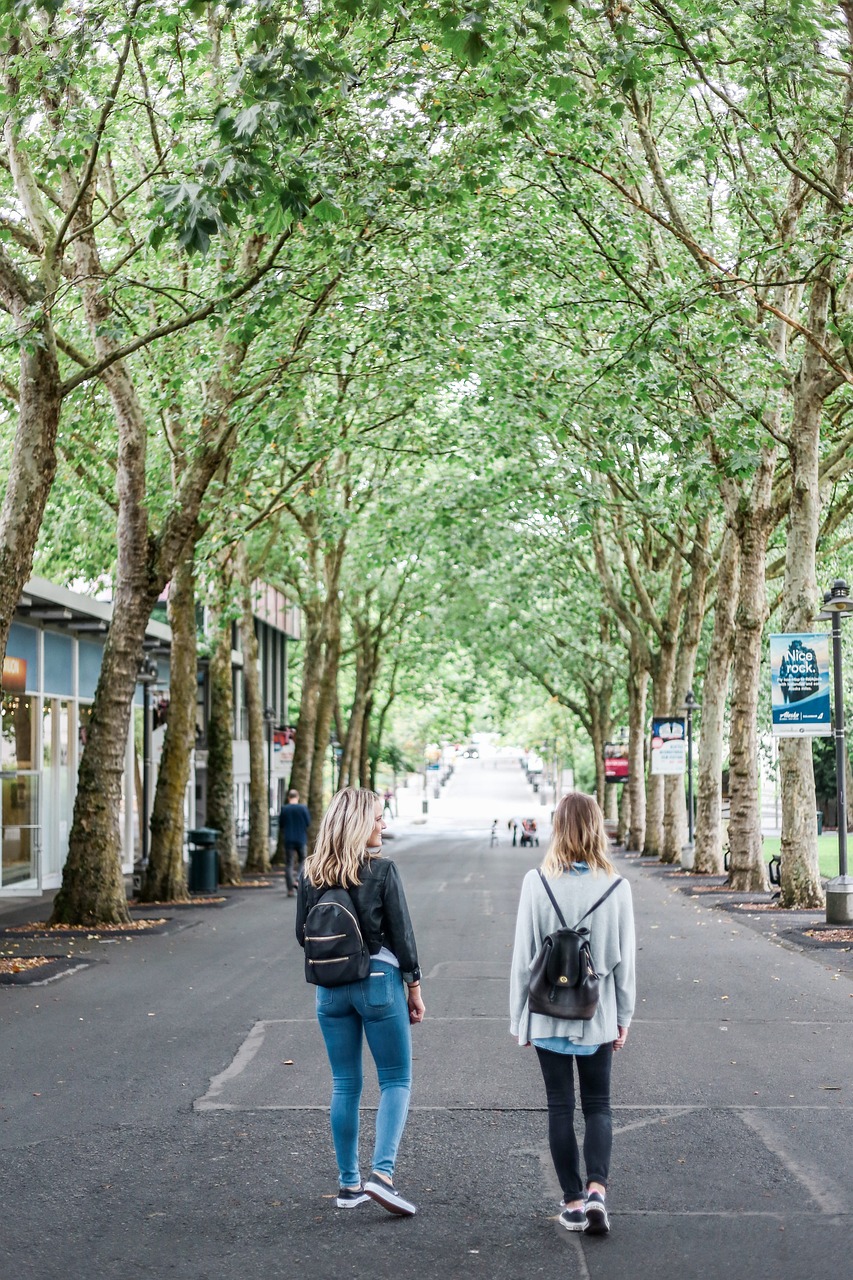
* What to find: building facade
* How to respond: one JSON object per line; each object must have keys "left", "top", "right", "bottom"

{"left": 0, "top": 576, "right": 299, "bottom": 899}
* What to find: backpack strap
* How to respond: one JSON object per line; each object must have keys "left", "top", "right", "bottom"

{"left": 537, "top": 870, "right": 568, "bottom": 928}
{"left": 536, "top": 870, "right": 623, "bottom": 931}
{"left": 573, "top": 877, "right": 623, "bottom": 929}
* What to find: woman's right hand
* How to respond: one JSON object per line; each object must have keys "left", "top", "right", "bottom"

{"left": 407, "top": 985, "right": 425, "bottom": 1024}
{"left": 613, "top": 1025, "right": 629, "bottom": 1051}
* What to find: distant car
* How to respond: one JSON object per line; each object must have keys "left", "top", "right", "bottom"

{"left": 461, "top": 745, "right": 479, "bottom": 759}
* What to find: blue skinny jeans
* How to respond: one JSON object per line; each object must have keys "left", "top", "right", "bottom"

{"left": 315, "top": 964, "right": 412, "bottom": 1187}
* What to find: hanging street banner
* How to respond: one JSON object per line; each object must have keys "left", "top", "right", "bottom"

{"left": 603, "top": 742, "right": 629, "bottom": 783}
{"left": 650, "top": 718, "right": 686, "bottom": 775}
{"left": 770, "top": 633, "right": 832, "bottom": 737}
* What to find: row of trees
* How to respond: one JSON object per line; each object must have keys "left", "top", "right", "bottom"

{"left": 1, "top": 2, "right": 852, "bottom": 922}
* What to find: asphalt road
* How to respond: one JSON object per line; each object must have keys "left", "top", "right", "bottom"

{"left": 1, "top": 760, "right": 852, "bottom": 1279}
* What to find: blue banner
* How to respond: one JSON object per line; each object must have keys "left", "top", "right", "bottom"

{"left": 770, "top": 633, "right": 831, "bottom": 737}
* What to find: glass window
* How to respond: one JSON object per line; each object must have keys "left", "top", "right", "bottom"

{"left": 78, "top": 640, "right": 103, "bottom": 699}
{"left": 6, "top": 623, "right": 39, "bottom": 690}
{"left": 44, "top": 630, "right": 74, "bottom": 696}
{"left": 1, "top": 773, "right": 39, "bottom": 886}
{"left": 1, "top": 694, "right": 35, "bottom": 770}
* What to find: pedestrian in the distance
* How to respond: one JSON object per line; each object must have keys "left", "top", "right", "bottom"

{"left": 279, "top": 788, "right": 311, "bottom": 897}
{"left": 296, "top": 787, "right": 424, "bottom": 1215}
{"left": 509, "top": 792, "right": 635, "bottom": 1235}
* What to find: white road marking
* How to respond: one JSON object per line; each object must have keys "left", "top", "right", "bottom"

{"left": 738, "top": 1107, "right": 848, "bottom": 1214}
{"left": 195, "top": 1019, "right": 270, "bottom": 1112}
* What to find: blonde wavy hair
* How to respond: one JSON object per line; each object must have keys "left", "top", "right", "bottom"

{"left": 304, "top": 787, "right": 380, "bottom": 889}
{"left": 541, "top": 792, "right": 615, "bottom": 878}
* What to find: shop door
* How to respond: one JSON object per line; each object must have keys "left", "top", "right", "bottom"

{"left": 1, "top": 771, "right": 40, "bottom": 889}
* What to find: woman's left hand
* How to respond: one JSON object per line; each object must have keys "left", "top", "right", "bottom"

{"left": 407, "top": 986, "right": 425, "bottom": 1024}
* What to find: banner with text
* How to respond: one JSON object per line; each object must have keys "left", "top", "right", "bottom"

{"left": 770, "top": 633, "right": 831, "bottom": 736}
{"left": 650, "top": 718, "right": 686, "bottom": 775}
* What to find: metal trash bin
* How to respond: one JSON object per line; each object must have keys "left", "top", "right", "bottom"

{"left": 816, "top": 810, "right": 824, "bottom": 836}
{"left": 187, "top": 827, "right": 220, "bottom": 893}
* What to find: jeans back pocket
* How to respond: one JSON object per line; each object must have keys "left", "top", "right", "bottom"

{"left": 365, "top": 970, "right": 391, "bottom": 1008}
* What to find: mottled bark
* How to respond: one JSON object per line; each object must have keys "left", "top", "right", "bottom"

{"left": 617, "top": 780, "right": 631, "bottom": 847}
{"left": 0, "top": 268, "right": 62, "bottom": 667}
{"left": 644, "top": 634, "right": 679, "bottom": 856}
{"left": 728, "top": 452, "right": 776, "bottom": 892}
{"left": 778, "top": 335, "right": 831, "bottom": 907}
{"left": 288, "top": 598, "right": 323, "bottom": 799}
{"left": 662, "top": 520, "right": 712, "bottom": 863}
{"left": 239, "top": 565, "right": 270, "bottom": 874}
{"left": 694, "top": 523, "right": 740, "bottom": 874}
{"left": 308, "top": 549, "right": 344, "bottom": 832}
{"left": 143, "top": 552, "right": 196, "bottom": 903}
{"left": 207, "top": 605, "right": 241, "bottom": 885}
{"left": 627, "top": 645, "right": 649, "bottom": 852}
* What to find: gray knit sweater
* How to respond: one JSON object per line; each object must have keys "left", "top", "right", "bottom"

{"left": 509, "top": 867, "right": 636, "bottom": 1047}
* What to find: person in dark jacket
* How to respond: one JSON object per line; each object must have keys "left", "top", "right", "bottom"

{"left": 279, "top": 789, "right": 311, "bottom": 896}
{"left": 296, "top": 787, "right": 424, "bottom": 1216}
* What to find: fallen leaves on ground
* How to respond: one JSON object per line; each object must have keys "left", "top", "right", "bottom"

{"left": 804, "top": 928, "right": 853, "bottom": 943}
{"left": 5, "top": 919, "right": 167, "bottom": 934}
{"left": 0, "top": 956, "right": 56, "bottom": 974}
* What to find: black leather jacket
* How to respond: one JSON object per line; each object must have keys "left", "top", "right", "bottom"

{"left": 296, "top": 856, "right": 421, "bottom": 984}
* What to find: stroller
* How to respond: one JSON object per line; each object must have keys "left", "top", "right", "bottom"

{"left": 519, "top": 818, "right": 539, "bottom": 848}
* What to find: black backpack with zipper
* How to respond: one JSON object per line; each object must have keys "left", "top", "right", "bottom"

{"left": 528, "top": 871, "right": 623, "bottom": 1020}
{"left": 302, "top": 887, "right": 371, "bottom": 987}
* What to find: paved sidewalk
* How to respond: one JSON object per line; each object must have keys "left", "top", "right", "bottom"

{"left": 1, "top": 831, "right": 850, "bottom": 1279}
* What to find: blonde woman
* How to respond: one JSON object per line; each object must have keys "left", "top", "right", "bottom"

{"left": 510, "top": 793, "right": 636, "bottom": 1236}
{"left": 296, "top": 787, "right": 425, "bottom": 1216}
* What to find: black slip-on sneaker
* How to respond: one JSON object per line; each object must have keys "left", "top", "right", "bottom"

{"left": 364, "top": 1175, "right": 417, "bottom": 1216}
{"left": 336, "top": 1186, "right": 370, "bottom": 1208}
{"left": 584, "top": 1192, "right": 610, "bottom": 1235}
{"left": 559, "top": 1207, "right": 588, "bottom": 1232}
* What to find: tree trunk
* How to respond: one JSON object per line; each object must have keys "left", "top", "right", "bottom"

{"left": 644, "top": 636, "right": 678, "bottom": 856}
{"left": 778, "top": 355, "right": 829, "bottom": 907}
{"left": 617, "top": 780, "right": 631, "bottom": 847}
{"left": 142, "top": 551, "right": 196, "bottom": 903}
{"left": 239, "top": 568, "right": 271, "bottom": 874}
{"left": 207, "top": 605, "right": 241, "bottom": 885}
{"left": 694, "top": 523, "right": 740, "bottom": 874}
{"left": 0, "top": 282, "right": 62, "bottom": 666}
{"left": 662, "top": 520, "right": 712, "bottom": 863}
{"left": 359, "top": 692, "right": 373, "bottom": 788}
{"left": 308, "top": 574, "right": 343, "bottom": 832}
{"left": 288, "top": 600, "right": 323, "bottom": 799}
{"left": 627, "top": 644, "right": 649, "bottom": 851}
{"left": 728, "top": 455, "right": 776, "bottom": 892}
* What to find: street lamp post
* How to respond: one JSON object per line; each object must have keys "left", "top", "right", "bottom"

{"left": 819, "top": 578, "right": 853, "bottom": 925}
{"left": 681, "top": 689, "right": 699, "bottom": 868}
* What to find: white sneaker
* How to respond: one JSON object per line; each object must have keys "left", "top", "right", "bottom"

{"left": 336, "top": 1186, "right": 370, "bottom": 1208}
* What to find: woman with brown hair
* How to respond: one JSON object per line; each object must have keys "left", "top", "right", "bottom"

{"left": 296, "top": 787, "right": 424, "bottom": 1216}
{"left": 510, "top": 792, "right": 636, "bottom": 1235}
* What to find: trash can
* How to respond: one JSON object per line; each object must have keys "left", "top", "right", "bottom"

{"left": 816, "top": 810, "right": 824, "bottom": 836}
{"left": 187, "top": 827, "right": 220, "bottom": 893}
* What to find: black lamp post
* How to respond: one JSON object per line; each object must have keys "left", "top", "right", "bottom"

{"left": 818, "top": 578, "right": 853, "bottom": 924}
{"left": 264, "top": 706, "right": 276, "bottom": 832}
{"left": 137, "top": 655, "right": 159, "bottom": 868}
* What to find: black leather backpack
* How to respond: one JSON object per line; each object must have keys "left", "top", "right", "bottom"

{"left": 302, "top": 887, "right": 371, "bottom": 987}
{"left": 528, "top": 871, "right": 622, "bottom": 1020}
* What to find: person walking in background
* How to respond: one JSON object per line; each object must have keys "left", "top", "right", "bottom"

{"left": 510, "top": 792, "right": 636, "bottom": 1236}
{"left": 279, "top": 788, "right": 311, "bottom": 897}
{"left": 296, "top": 787, "right": 425, "bottom": 1216}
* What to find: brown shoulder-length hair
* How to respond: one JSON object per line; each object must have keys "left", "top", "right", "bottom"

{"left": 541, "top": 792, "right": 615, "bottom": 877}
{"left": 304, "top": 787, "right": 380, "bottom": 889}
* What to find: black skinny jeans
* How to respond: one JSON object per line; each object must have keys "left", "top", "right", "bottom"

{"left": 535, "top": 1043, "right": 613, "bottom": 1202}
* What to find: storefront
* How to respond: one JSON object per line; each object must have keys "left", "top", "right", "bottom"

{"left": 0, "top": 577, "right": 172, "bottom": 897}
